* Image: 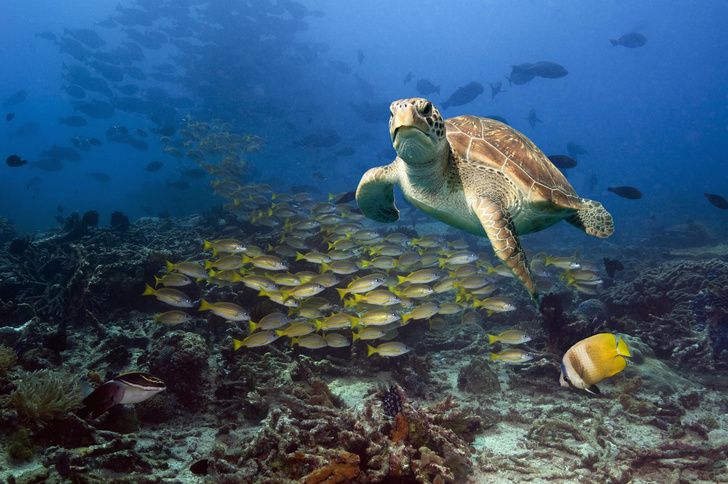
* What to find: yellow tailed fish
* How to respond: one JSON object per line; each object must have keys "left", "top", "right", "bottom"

{"left": 487, "top": 329, "right": 532, "bottom": 345}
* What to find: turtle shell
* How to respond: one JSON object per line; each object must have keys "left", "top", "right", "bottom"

{"left": 445, "top": 115, "right": 587, "bottom": 210}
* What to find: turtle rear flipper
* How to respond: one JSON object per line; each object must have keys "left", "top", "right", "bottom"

{"left": 356, "top": 165, "right": 400, "bottom": 223}
{"left": 566, "top": 199, "right": 614, "bottom": 238}
{"left": 472, "top": 197, "right": 538, "bottom": 302}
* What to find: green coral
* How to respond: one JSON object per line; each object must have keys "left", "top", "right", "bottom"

{"left": 0, "top": 345, "right": 18, "bottom": 379}
{"left": 6, "top": 428, "right": 36, "bottom": 461}
{"left": 9, "top": 369, "right": 83, "bottom": 428}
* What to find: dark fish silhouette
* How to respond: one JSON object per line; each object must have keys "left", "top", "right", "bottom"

{"left": 2, "top": 90, "right": 28, "bottom": 107}
{"left": 63, "top": 84, "right": 86, "bottom": 99}
{"left": 328, "top": 60, "right": 351, "bottom": 74}
{"left": 603, "top": 258, "right": 624, "bottom": 278}
{"left": 145, "top": 162, "right": 164, "bottom": 172}
{"left": 168, "top": 181, "right": 190, "bottom": 190}
{"left": 35, "top": 32, "right": 57, "bottom": 41}
{"left": 403, "top": 71, "right": 414, "bottom": 84}
{"left": 567, "top": 141, "right": 589, "bottom": 159}
{"left": 87, "top": 172, "right": 111, "bottom": 183}
{"left": 313, "top": 172, "right": 326, "bottom": 180}
{"left": 608, "top": 186, "right": 642, "bottom": 199}
{"left": 489, "top": 81, "right": 506, "bottom": 99}
{"left": 485, "top": 115, "right": 509, "bottom": 125}
{"left": 416, "top": 79, "right": 440, "bottom": 96}
{"left": 506, "top": 64, "right": 535, "bottom": 85}
{"left": 8, "top": 122, "right": 40, "bottom": 138}
{"left": 528, "top": 61, "right": 568, "bottom": 79}
{"left": 441, "top": 81, "right": 483, "bottom": 109}
{"left": 333, "top": 191, "right": 356, "bottom": 205}
{"left": 610, "top": 32, "right": 647, "bottom": 48}
{"left": 547, "top": 155, "right": 578, "bottom": 169}
{"left": 6, "top": 155, "right": 28, "bottom": 167}
{"left": 704, "top": 193, "right": 728, "bottom": 210}
{"left": 88, "top": 138, "right": 102, "bottom": 146}
{"left": 6, "top": 113, "right": 14, "bottom": 121}
{"left": 357, "top": 49, "right": 365, "bottom": 65}
{"left": 527, "top": 108, "right": 542, "bottom": 129}
{"left": 73, "top": 100, "right": 114, "bottom": 118}
{"left": 59, "top": 115, "right": 87, "bottom": 127}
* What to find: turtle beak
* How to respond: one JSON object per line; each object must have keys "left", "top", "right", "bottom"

{"left": 390, "top": 104, "right": 428, "bottom": 144}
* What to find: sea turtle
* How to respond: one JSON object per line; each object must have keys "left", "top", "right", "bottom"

{"left": 355, "top": 98, "right": 614, "bottom": 303}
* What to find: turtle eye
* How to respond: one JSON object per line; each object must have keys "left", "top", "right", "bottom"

{"left": 419, "top": 102, "right": 432, "bottom": 117}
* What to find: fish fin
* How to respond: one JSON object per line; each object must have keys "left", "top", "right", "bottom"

{"left": 141, "top": 284, "right": 156, "bottom": 296}
{"left": 609, "top": 39, "right": 618, "bottom": 46}
{"left": 487, "top": 334, "right": 497, "bottom": 345}
{"left": 233, "top": 338, "right": 244, "bottom": 351}
{"left": 617, "top": 336, "right": 631, "bottom": 357}
{"left": 489, "top": 352, "right": 498, "bottom": 361}
{"left": 585, "top": 384, "right": 600, "bottom": 394}
{"left": 366, "top": 344, "right": 377, "bottom": 357}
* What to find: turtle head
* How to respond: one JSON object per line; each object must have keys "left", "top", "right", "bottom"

{"left": 389, "top": 98, "right": 447, "bottom": 165}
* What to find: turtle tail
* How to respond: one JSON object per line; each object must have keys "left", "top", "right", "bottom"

{"left": 566, "top": 199, "right": 614, "bottom": 238}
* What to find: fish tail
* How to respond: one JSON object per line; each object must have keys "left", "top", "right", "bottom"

{"left": 203, "top": 240, "right": 213, "bottom": 250}
{"left": 141, "top": 284, "right": 156, "bottom": 296}
{"left": 609, "top": 39, "right": 618, "bottom": 46}
{"left": 153, "top": 313, "right": 161, "bottom": 324}
{"left": 489, "top": 352, "right": 499, "bottom": 361}
{"left": 367, "top": 344, "right": 377, "bottom": 357}
{"left": 617, "top": 336, "right": 631, "bottom": 357}
{"left": 295, "top": 252, "right": 305, "bottom": 261}
{"left": 335, "top": 287, "right": 348, "bottom": 300}
{"left": 199, "top": 299, "right": 211, "bottom": 311}
{"left": 233, "top": 338, "right": 244, "bottom": 351}
{"left": 165, "top": 261, "right": 175, "bottom": 273}
{"left": 249, "top": 320, "right": 258, "bottom": 332}
{"left": 487, "top": 334, "right": 497, "bottom": 345}
{"left": 154, "top": 275, "right": 162, "bottom": 287}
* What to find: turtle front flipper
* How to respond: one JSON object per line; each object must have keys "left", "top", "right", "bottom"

{"left": 356, "top": 165, "right": 400, "bottom": 223}
{"left": 472, "top": 197, "right": 539, "bottom": 302}
{"left": 566, "top": 199, "right": 614, "bottom": 238}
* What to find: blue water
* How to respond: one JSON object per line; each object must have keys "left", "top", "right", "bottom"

{"left": 2, "top": 0, "right": 727, "bottom": 243}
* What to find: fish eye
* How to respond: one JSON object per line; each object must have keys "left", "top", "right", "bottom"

{"left": 419, "top": 102, "right": 432, "bottom": 117}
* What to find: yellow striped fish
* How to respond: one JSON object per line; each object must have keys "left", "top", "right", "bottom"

{"left": 560, "top": 333, "right": 631, "bottom": 394}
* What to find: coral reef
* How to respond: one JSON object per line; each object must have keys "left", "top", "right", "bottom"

{"left": 0, "top": 345, "right": 17, "bottom": 378}
{"left": 147, "top": 330, "right": 214, "bottom": 410}
{"left": 0, "top": 217, "right": 18, "bottom": 245}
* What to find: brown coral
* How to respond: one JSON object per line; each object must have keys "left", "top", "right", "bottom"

{"left": 390, "top": 412, "right": 409, "bottom": 442}
{"left": 303, "top": 451, "right": 360, "bottom": 484}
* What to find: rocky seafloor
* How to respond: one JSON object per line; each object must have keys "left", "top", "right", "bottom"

{"left": 1, "top": 212, "right": 728, "bottom": 484}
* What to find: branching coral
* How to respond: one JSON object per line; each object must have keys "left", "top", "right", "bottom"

{"left": 9, "top": 369, "right": 83, "bottom": 427}
{"left": 0, "top": 345, "right": 18, "bottom": 378}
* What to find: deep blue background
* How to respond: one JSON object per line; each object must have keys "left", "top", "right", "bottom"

{"left": 2, "top": 0, "right": 727, "bottom": 248}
